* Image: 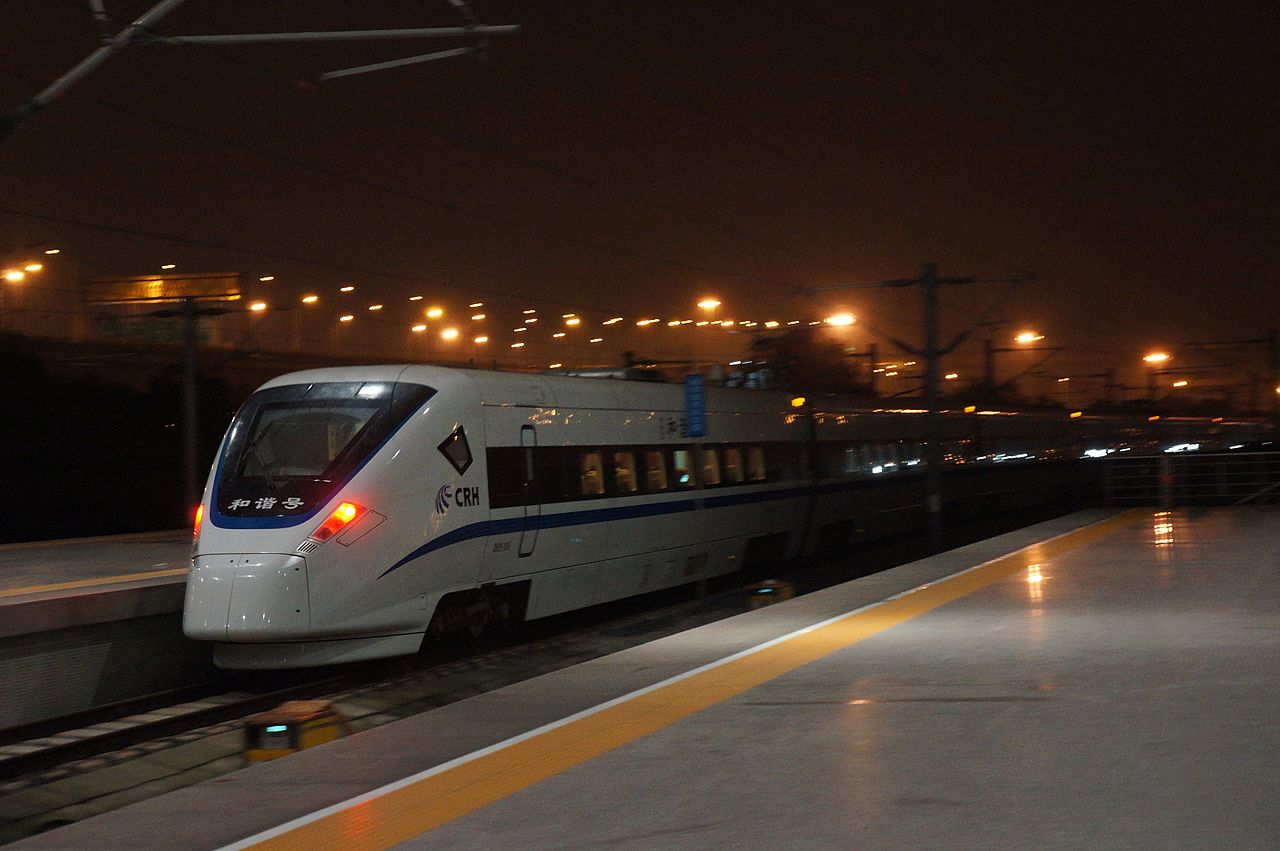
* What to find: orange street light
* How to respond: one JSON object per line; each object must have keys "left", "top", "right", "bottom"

{"left": 1015, "top": 331, "right": 1044, "bottom": 344}
{"left": 1143, "top": 352, "right": 1170, "bottom": 364}
{"left": 824, "top": 313, "right": 856, "bottom": 327}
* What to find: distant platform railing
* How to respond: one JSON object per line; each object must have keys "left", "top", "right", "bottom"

{"left": 1106, "top": 451, "right": 1280, "bottom": 506}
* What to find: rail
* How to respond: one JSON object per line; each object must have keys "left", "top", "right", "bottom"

{"left": 1105, "top": 451, "right": 1280, "bottom": 506}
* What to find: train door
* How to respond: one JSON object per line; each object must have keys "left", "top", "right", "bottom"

{"left": 519, "top": 424, "right": 540, "bottom": 557}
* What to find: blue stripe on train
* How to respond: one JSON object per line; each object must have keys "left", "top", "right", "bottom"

{"left": 376, "top": 485, "right": 816, "bottom": 580}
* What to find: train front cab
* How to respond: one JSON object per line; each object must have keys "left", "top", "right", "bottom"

{"left": 186, "top": 368, "right": 490, "bottom": 669}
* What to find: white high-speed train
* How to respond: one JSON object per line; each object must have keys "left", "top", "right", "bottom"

{"left": 182, "top": 364, "right": 1249, "bottom": 669}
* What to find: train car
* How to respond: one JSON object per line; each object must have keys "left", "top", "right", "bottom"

{"left": 185, "top": 366, "right": 815, "bottom": 669}
{"left": 183, "top": 365, "right": 1268, "bottom": 669}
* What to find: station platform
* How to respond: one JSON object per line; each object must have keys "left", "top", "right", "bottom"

{"left": 0, "top": 532, "right": 199, "bottom": 730}
{"left": 16, "top": 507, "right": 1280, "bottom": 849}
{"left": 0, "top": 530, "right": 189, "bottom": 636}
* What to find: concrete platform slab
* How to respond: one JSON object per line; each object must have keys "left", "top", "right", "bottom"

{"left": 16, "top": 509, "right": 1280, "bottom": 849}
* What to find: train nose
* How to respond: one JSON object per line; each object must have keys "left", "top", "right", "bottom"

{"left": 184, "top": 553, "right": 310, "bottom": 641}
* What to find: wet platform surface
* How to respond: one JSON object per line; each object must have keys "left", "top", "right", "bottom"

{"left": 16, "top": 508, "right": 1280, "bottom": 849}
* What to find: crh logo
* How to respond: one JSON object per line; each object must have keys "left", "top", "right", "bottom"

{"left": 434, "top": 485, "right": 453, "bottom": 514}
{"left": 434, "top": 483, "right": 481, "bottom": 515}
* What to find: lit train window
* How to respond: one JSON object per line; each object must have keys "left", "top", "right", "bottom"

{"left": 672, "top": 449, "right": 697, "bottom": 487}
{"left": 612, "top": 451, "right": 638, "bottom": 493}
{"left": 701, "top": 448, "right": 721, "bottom": 485}
{"left": 579, "top": 451, "right": 605, "bottom": 496}
{"left": 437, "top": 426, "right": 473, "bottom": 475}
{"left": 747, "top": 446, "right": 766, "bottom": 481}
{"left": 723, "top": 447, "right": 744, "bottom": 483}
{"left": 644, "top": 450, "right": 669, "bottom": 491}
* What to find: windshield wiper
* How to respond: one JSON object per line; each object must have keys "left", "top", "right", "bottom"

{"left": 243, "top": 421, "right": 280, "bottom": 497}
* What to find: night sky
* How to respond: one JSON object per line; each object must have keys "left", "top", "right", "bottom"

{"left": 2, "top": 1, "right": 1277, "bottom": 394}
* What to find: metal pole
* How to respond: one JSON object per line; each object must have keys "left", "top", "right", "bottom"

{"left": 868, "top": 342, "right": 879, "bottom": 396}
{"left": 984, "top": 337, "right": 995, "bottom": 394}
{"left": 164, "top": 25, "right": 520, "bottom": 45}
{"left": 922, "top": 263, "right": 944, "bottom": 549}
{"left": 321, "top": 47, "right": 475, "bottom": 82}
{"left": 182, "top": 297, "right": 200, "bottom": 513}
{"left": 1269, "top": 328, "right": 1279, "bottom": 421}
{"left": 1, "top": 0, "right": 189, "bottom": 139}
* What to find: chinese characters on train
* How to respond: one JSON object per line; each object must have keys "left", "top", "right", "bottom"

{"left": 227, "top": 497, "right": 306, "bottom": 511}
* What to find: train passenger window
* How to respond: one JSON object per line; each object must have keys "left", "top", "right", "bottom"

{"left": 701, "top": 447, "right": 721, "bottom": 485}
{"left": 723, "top": 447, "right": 744, "bottom": 483}
{"left": 747, "top": 446, "right": 766, "bottom": 481}
{"left": 485, "top": 447, "right": 525, "bottom": 509}
{"left": 843, "top": 446, "right": 860, "bottom": 475}
{"left": 579, "top": 451, "right": 605, "bottom": 496}
{"left": 612, "top": 450, "right": 638, "bottom": 493}
{"left": 644, "top": 450, "right": 669, "bottom": 491}
{"left": 672, "top": 449, "right": 696, "bottom": 487}
{"left": 535, "top": 446, "right": 569, "bottom": 502}
{"left": 766, "top": 444, "right": 791, "bottom": 481}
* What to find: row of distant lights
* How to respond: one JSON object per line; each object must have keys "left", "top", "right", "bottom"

{"left": 8, "top": 264, "right": 1207, "bottom": 387}
{"left": 141, "top": 272, "right": 859, "bottom": 336}
{"left": 1, "top": 248, "right": 58, "bottom": 282}
{"left": 235, "top": 282, "right": 863, "bottom": 349}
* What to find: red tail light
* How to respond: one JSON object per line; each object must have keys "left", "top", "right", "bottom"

{"left": 310, "top": 501, "right": 364, "bottom": 542}
{"left": 193, "top": 504, "right": 204, "bottom": 540}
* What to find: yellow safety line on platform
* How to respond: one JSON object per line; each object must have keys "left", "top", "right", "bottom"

{"left": 236, "top": 510, "right": 1143, "bottom": 851}
{"left": 0, "top": 568, "right": 188, "bottom": 599}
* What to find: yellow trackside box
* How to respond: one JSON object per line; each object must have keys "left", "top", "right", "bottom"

{"left": 244, "top": 700, "right": 352, "bottom": 763}
{"left": 746, "top": 579, "right": 795, "bottom": 609}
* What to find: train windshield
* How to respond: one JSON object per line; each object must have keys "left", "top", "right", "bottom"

{"left": 214, "top": 381, "right": 434, "bottom": 520}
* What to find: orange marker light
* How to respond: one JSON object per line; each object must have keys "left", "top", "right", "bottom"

{"left": 193, "top": 504, "right": 204, "bottom": 539}
{"left": 310, "top": 501, "right": 364, "bottom": 542}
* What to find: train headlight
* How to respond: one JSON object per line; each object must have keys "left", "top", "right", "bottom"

{"left": 310, "top": 501, "right": 365, "bottom": 543}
